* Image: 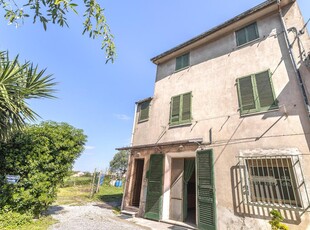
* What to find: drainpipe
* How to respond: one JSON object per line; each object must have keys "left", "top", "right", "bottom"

{"left": 120, "top": 103, "right": 137, "bottom": 211}
{"left": 277, "top": 0, "right": 310, "bottom": 118}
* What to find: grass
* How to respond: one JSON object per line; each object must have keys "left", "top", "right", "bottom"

{"left": 16, "top": 216, "right": 57, "bottom": 230}
{"left": 55, "top": 176, "right": 124, "bottom": 206}
{"left": 55, "top": 185, "right": 93, "bottom": 205}
{"left": 95, "top": 184, "right": 123, "bottom": 203}
{"left": 0, "top": 214, "right": 57, "bottom": 230}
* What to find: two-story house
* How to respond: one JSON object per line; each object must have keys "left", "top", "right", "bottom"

{"left": 117, "top": 0, "right": 310, "bottom": 229}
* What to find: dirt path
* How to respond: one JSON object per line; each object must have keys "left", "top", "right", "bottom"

{"left": 47, "top": 202, "right": 149, "bottom": 230}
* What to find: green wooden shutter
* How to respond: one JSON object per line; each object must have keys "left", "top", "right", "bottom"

{"left": 175, "top": 53, "right": 189, "bottom": 71}
{"left": 181, "top": 93, "right": 191, "bottom": 121}
{"left": 144, "top": 154, "right": 164, "bottom": 220}
{"left": 246, "top": 22, "right": 258, "bottom": 42}
{"left": 183, "top": 53, "right": 189, "bottom": 68}
{"left": 238, "top": 76, "right": 256, "bottom": 114}
{"left": 255, "top": 71, "right": 276, "bottom": 109}
{"left": 176, "top": 56, "right": 183, "bottom": 71}
{"left": 236, "top": 28, "right": 246, "bottom": 46}
{"left": 196, "top": 149, "right": 216, "bottom": 230}
{"left": 139, "top": 101, "right": 150, "bottom": 121}
{"left": 170, "top": 95, "right": 181, "bottom": 124}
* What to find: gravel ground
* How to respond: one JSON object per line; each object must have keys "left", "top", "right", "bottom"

{"left": 47, "top": 203, "right": 149, "bottom": 230}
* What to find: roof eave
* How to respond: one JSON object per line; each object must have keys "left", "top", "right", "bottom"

{"left": 151, "top": 0, "right": 295, "bottom": 65}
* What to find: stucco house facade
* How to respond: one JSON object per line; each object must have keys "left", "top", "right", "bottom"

{"left": 118, "top": 0, "right": 310, "bottom": 229}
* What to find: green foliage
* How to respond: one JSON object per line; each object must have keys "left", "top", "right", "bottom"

{"left": 0, "top": 211, "right": 33, "bottom": 230}
{"left": 269, "top": 209, "right": 289, "bottom": 230}
{"left": 0, "top": 0, "right": 115, "bottom": 62}
{"left": 62, "top": 176, "right": 92, "bottom": 187}
{"left": 109, "top": 150, "right": 128, "bottom": 177}
{"left": 0, "top": 121, "right": 87, "bottom": 216}
{"left": 0, "top": 51, "right": 56, "bottom": 141}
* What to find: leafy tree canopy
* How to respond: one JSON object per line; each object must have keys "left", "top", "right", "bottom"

{"left": 109, "top": 150, "right": 128, "bottom": 176}
{"left": 0, "top": 121, "right": 87, "bottom": 215}
{"left": 0, "top": 51, "right": 56, "bottom": 141}
{"left": 1, "top": 0, "right": 115, "bottom": 62}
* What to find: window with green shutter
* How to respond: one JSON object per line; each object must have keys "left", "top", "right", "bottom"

{"left": 175, "top": 53, "right": 190, "bottom": 71}
{"left": 170, "top": 92, "right": 192, "bottom": 126}
{"left": 236, "top": 22, "right": 259, "bottom": 46}
{"left": 138, "top": 100, "right": 150, "bottom": 122}
{"left": 237, "top": 70, "right": 278, "bottom": 115}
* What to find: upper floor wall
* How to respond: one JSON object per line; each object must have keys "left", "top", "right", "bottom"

{"left": 133, "top": 1, "right": 310, "bottom": 152}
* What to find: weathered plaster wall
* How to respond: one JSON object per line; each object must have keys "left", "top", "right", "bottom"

{"left": 128, "top": 2, "right": 310, "bottom": 229}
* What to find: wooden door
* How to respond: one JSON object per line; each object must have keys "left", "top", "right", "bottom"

{"left": 196, "top": 150, "right": 216, "bottom": 230}
{"left": 169, "top": 158, "right": 184, "bottom": 221}
{"left": 144, "top": 154, "right": 164, "bottom": 220}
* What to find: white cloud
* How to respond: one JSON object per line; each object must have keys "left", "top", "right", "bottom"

{"left": 114, "top": 114, "right": 131, "bottom": 121}
{"left": 84, "top": 145, "right": 95, "bottom": 150}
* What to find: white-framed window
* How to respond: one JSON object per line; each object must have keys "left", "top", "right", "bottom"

{"left": 246, "top": 158, "right": 301, "bottom": 207}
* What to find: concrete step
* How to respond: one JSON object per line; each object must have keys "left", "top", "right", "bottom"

{"left": 121, "top": 210, "right": 137, "bottom": 218}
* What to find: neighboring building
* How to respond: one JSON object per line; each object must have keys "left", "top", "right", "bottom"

{"left": 118, "top": 0, "right": 310, "bottom": 229}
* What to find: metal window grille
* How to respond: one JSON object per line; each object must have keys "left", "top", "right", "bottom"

{"left": 238, "top": 155, "right": 310, "bottom": 213}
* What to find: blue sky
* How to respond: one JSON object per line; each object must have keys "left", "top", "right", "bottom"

{"left": 0, "top": 0, "right": 309, "bottom": 172}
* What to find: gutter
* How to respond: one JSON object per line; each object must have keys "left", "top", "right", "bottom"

{"left": 277, "top": 0, "right": 310, "bottom": 118}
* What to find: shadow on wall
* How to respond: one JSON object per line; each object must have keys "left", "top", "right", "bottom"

{"left": 261, "top": 22, "right": 310, "bottom": 151}
{"left": 230, "top": 165, "right": 302, "bottom": 225}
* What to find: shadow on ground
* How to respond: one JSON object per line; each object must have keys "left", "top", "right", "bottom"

{"left": 45, "top": 205, "right": 65, "bottom": 215}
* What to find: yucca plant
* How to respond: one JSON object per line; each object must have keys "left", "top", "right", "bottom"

{"left": 0, "top": 51, "right": 56, "bottom": 141}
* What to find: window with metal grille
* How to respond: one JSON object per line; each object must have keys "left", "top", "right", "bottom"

{"left": 236, "top": 70, "right": 278, "bottom": 115}
{"left": 138, "top": 100, "right": 150, "bottom": 122}
{"left": 170, "top": 92, "right": 192, "bottom": 126}
{"left": 236, "top": 22, "right": 259, "bottom": 46}
{"left": 175, "top": 53, "right": 190, "bottom": 71}
{"left": 246, "top": 158, "right": 301, "bottom": 207}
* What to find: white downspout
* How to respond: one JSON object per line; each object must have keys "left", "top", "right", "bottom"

{"left": 277, "top": 0, "right": 310, "bottom": 118}
{"left": 121, "top": 103, "right": 138, "bottom": 211}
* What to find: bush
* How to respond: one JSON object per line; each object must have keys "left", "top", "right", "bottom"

{"left": 0, "top": 211, "right": 33, "bottom": 230}
{"left": 269, "top": 209, "right": 289, "bottom": 230}
{"left": 0, "top": 121, "right": 87, "bottom": 216}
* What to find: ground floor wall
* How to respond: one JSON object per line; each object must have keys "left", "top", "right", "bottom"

{"left": 122, "top": 142, "right": 310, "bottom": 230}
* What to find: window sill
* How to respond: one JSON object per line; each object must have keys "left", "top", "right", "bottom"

{"left": 138, "top": 119, "right": 149, "bottom": 124}
{"left": 174, "top": 66, "right": 190, "bottom": 73}
{"left": 240, "top": 107, "right": 279, "bottom": 117}
{"left": 236, "top": 37, "right": 260, "bottom": 49}
{"left": 247, "top": 200, "right": 302, "bottom": 209}
{"left": 169, "top": 122, "right": 192, "bottom": 128}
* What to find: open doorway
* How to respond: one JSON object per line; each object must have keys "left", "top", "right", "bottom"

{"left": 185, "top": 165, "right": 196, "bottom": 224}
{"left": 169, "top": 158, "right": 196, "bottom": 225}
{"left": 184, "top": 158, "right": 196, "bottom": 225}
{"left": 131, "top": 159, "right": 144, "bottom": 207}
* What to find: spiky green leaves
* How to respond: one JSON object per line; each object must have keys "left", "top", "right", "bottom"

{"left": 0, "top": 51, "right": 56, "bottom": 141}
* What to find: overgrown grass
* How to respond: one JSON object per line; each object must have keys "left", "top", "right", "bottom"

{"left": 0, "top": 212, "right": 57, "bottom": 230}
{"left": 55, "top": 176, "right": 123, "bottom": 206}
{"left": 94, "top": 184, "right": 123, "bottom": 204}
{"left": 55, "top": 185, "right": 93, "bottom": 205}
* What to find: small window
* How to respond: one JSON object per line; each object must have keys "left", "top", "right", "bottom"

{"left": 175, "top": 53, "right": 190, "bottom": 71}
{"left": 138, "top": 101, "right": 150, "bottom": 122}
{"left": 246, "top": 158, "right": 301, "bottom": 207}
{"left": 236, "top": 70, "right": 278, "bottom": 115}
{"left": 170, "top": 92, "right": 191, "bottom": 126}
{"left": 236, "top": 22, "right": 259, "bottom": 46}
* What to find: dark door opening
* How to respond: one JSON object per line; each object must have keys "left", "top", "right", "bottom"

{"left": 185, "top": 160, "right": 196, "bottom": 225}
{"left": 131, "top": 159, "right": 144, "bottom": 207}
